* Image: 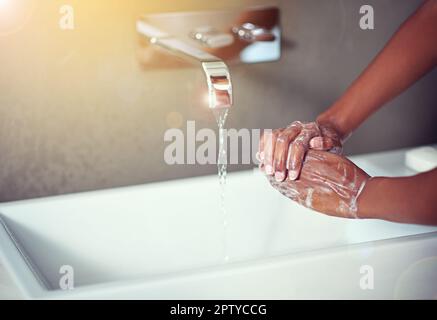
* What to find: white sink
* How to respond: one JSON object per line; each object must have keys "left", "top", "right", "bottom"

{"left": 0, "top": 147, "right": 436, "bottom": 299}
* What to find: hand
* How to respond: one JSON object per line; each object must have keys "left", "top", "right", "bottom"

{"left": 258, "top": 121, "right": 343, "bottom": 182}
{"left": 267, "top": 150, "right": 370, "bottom": 218}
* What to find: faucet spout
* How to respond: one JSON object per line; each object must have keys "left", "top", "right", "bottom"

{"left": 202, "top": 61, "right": 232, "bottom": 109}
{"left": 137, "top": 20, "right": 233, "bottom": 109}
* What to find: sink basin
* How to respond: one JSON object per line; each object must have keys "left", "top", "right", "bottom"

{"left": 0, "top": 147, "right": 436, "bottom": 299}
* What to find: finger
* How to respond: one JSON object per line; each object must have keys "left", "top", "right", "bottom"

{"left": 286, "top": 141, "right": 305, "bottom": 180}
{"left": 319, "top": 125, "right": 343, "bottom": 154}
{"left": 309, "top": 136, "right": 342, "bottom": 154}
{"left": 273, "top": 126, "right": 301, "bottom": 181}
{"left": 263, "top": 129, "right": 279, "bottom": 175}
{"left": 309, "top": 137, "right": 334, "bottom": 150}
{"left": 287, "top": 129, "right": 319, "bottom": 180}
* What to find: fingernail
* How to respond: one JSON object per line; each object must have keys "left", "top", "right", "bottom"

{"left": 265, "top": 165, "right": 274, "bottom": 175}
{"left": 275, "top": 172, "right": 285, "bottom": 182}
{"left": 288, "top": 170, "right": 299, "bottom": 180}
{"left": 310, "top": 139, "right": 322, "bottom": 149}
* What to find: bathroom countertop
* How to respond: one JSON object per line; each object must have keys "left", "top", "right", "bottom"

{"left": 0, "top": 263, "right": 23, "bottom": 299}
{"left": 0, "top": 145, "right": 435, "bottom": 300}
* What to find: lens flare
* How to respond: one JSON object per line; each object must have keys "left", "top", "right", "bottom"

{"left": 0, "top": 0, "right": 10, "bottom": 10}
{"left": 0, "top": 0, "right": 37, "bottom": 37}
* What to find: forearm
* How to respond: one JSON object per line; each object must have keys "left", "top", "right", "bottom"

{"left": 358, "top": 169, "right": 437, "bottom": 225}
{"left": 317, "top": 0, "right": 437, "bottom": 139}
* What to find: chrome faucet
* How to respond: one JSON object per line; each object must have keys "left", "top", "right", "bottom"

{"left": 136, "top": 20, "right": 233, "bottom": 109}
{"left": 136, "top": 6, "right": 280, "bottom": 109}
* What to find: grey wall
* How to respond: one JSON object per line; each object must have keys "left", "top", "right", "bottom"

{"left": 0, "top": 0, "right": 436, "bottom": 202}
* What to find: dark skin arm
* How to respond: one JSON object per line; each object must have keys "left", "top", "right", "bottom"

{"left": 318, "top": 0, "right": 437, "bottom": 225}
{"left": 260, "top": 0, "right": 437, "bottom": 181}
{"left": 264, "top": 1, "right": 437, "bottom": 225}
{"left": 358, "top": 169, "right": 437, "bottom": 225}
{"left": 268, "top": 151, "right": 437, "bottom": 225}
{"left": 317, "top": 0, "right": 437, "bottom": 139}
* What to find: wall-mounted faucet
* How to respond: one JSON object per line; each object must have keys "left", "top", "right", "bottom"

{"left": 136, "top": 21, "right": 232, "bottom": 109}
{"left": 136, "top": 6, "right": 280, "bottom": 109}
{"left": 202, "top": 61, "right": 232, "bottom": 109}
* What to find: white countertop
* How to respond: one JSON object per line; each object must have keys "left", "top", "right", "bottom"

{"left": 0, "top": 145, "right": 436, "bottom": 299}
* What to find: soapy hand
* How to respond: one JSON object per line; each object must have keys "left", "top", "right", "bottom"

{"left": 258, "top": 121, "right": 343, "bottom": 182}
{"left": 267, "top": 150, "right": 370, "bottom": 218}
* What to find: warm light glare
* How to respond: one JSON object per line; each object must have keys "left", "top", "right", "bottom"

{"left": 0, "top": 0, "right": 9, "bottom": 8}
{"left": 0, "top": 0, "right": 37, "bottom": 37}
{"left": 204, "top": 93, "right": 211, "bottom": 108}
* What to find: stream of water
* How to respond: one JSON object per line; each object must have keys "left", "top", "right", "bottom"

{"left": 213, "top": 108, "right": 229, "bottom": 263}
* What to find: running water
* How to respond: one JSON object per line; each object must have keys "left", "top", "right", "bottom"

{"left": 213, "top": 108, "right": 229, "bottom": 263}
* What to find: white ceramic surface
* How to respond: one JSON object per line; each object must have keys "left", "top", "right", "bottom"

{"left": 0, "top": 147, "right": 436, "bottom": 299}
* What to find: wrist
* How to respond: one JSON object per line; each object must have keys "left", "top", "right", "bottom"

{"left": 316, "top": 107, "right": 352, "bottom": 142}
{"left": 356, "top": 176, "right": 388, "bottom": 219}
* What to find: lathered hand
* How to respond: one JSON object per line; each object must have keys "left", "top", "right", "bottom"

{"left": 258, "top": 121, "right": 343, "bottom": 182}
{"left": 268, "top": 150, "right": 370, "bottom": 218}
